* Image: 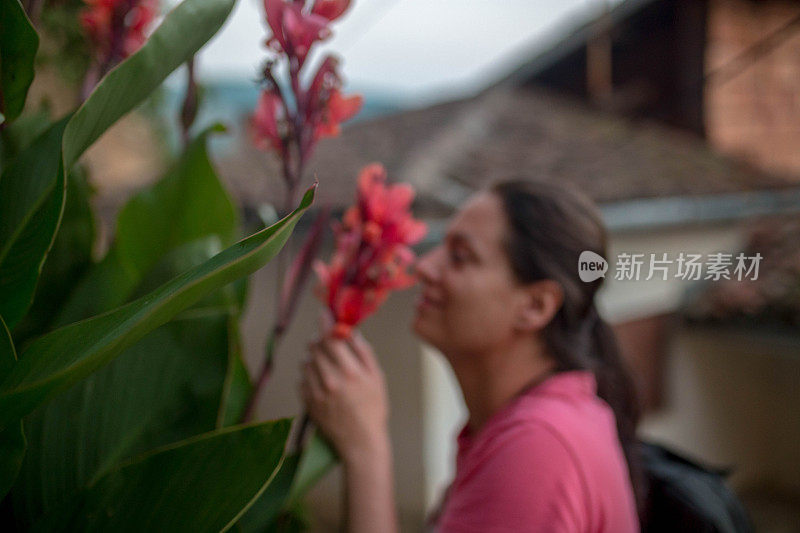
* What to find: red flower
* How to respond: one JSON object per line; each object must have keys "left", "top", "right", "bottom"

{"left": 313, "top": 89, "right": 362, "bottom": 139}
{"left": 303, "top": 55, "right": 362, "bottom": 146}
{"left": 315, "top": 164, "right": 427, "bottom": 338}
{"left": 81, "top": 0, "right": 157, "bottom": 61}
{"left": 264, "top": 0, "right": 331, "bottom": 66}
{"left": 251, "top": 89, "right": 286, "bottom": 155}
{"left": 311, "top": 0, "right": 351, "bottom": 21}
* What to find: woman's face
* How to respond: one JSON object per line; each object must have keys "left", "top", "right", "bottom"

{"left": 412, "top": 192, "right": 530, "bottom": 358}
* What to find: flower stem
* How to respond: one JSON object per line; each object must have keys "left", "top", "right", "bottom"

{"left": 240, "top": 327, "right": 279, "bottom": 423}
{"left": 180, "top": 57, "right": 198, "bottom": 148}
{"left": 292, "top": 412, "right": 312, "bottom": 453}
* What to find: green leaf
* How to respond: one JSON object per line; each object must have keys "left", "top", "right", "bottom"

{"left": 50, "top": 247, "right": 139, "bottom": 328}
{"left": 238, "top": 431, "right": 337, "bottom": 532}
{"left": 0, "top": 314, "right": 16, "bottom": 378}
{"left": 0, "top": 420, "right": 24, "bottom": 500}
{"left": 12, "top": 313, "right": 232, "bottom": 525}
{"left": 0, "top": 117, "right": 70, "bottom": 327}
{"left": 62, "top": 0, "right": 235, "bottom": 170}
{"left": 0, "top": 0, "right": 236, "bottom": 329}
{"left": 35, "top": 419, "right": 292, "bottom": 533}
{"left": 0, "top": 315, "right": 25, "bottom": 499}
{"left": 0, "top": 185, "right": 315, "bottom": 429}
{"left": 11, "top": 168, "right": 96, "bottom": 347}
{"left": 115, "top": 123, "right": 238, "bottom": 276}
{"left": 0, "top": 0, "right": 39, "bottom": 122}
{"left": 217, "top": 317, "right": 253, "bottom": 428}
{"left": 54, "top": 127, "right": 237, "bottom": 327}
{"left": 237, "top": 455, "right": 300, "bottom": 533}
{"left": 287, "top": 431, "right": 337, "bottom": 505}
{"left": 0, "top": 106, "right": 52, "bottom": 170}
{"left": 10, "top": 236, "right": 235, "bottom": 525}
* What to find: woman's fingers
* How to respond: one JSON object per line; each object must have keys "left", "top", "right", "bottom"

{"left": 319, "top": 337, "right": 362, "bottom": 377}
{"left": 309, "top": 343, "right": 341, "bottom": 392}
{"left": 348, "top": 330, "right": 379, "bottom": 374}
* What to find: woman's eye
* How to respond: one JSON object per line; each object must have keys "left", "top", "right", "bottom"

{"left": 449, "top": 248, "right": 468, "bottom": 265}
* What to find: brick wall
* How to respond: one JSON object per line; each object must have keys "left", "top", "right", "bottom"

{"left": 705, "top": 0, "right": 800, "bottom": 178}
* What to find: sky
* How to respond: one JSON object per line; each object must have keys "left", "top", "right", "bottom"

{"left": 179, "top": 0, "right": 622, "bottom": 101}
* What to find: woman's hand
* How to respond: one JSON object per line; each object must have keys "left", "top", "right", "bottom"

{"left": 300, "top": 332, "right": 390, "bottom": 464}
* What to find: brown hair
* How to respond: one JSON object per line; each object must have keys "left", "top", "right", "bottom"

{"left": 491, "top": 178, "right": 644, "bottom": 513}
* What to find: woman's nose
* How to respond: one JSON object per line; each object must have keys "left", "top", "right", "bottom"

{"left": 414, "top": 247, "right": 439, "bottom": 284}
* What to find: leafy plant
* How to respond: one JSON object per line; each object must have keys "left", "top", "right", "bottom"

{"left": 0, "top": 0, "right": 334, "bottom": 529}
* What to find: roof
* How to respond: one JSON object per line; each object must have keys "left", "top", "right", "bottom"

{"left": 682, "top": 214, "right": 800, "bottom": 329}
{"left": 217, "top": 86, "right": 797, "bottom": 217}
{"left": 439, "top": 88, "right": 795, "bottom": 204}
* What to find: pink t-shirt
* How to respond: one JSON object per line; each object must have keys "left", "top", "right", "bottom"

{"left": 434, "top": 370, "right": 639, "bottom": 533}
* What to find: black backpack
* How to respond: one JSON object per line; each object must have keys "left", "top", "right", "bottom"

{"left": 641, "top": 441, "right": 754, "bottom": 533}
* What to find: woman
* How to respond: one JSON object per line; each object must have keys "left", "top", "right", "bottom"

{"left": 300, "top": 179, "right": 642, "bottom": 532}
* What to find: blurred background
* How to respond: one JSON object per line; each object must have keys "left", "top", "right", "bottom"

{"left": 28, "top": 0, "right": 800, "bottom": 530}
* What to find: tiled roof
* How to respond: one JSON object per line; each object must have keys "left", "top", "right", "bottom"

{"left": 682, "top": 215, "right": 800, "bottom": 328}
{"left": 435, "top": 88, "right": 796, "bottom": 205}
{"left": 217, "top": 87, "right": 796, "bottom": 213}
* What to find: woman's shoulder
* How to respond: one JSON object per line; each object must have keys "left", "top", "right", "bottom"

{"left": 501, "top": 371, "right": 616, "bottom": 438}
{"left": 445, "top": 418, "right": 591, "bottom": 532}
{"left": 473, "top": 371, "right": 620, "bottom": 477}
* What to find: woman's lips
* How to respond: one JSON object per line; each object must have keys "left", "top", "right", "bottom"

{"left": 416, "top": 293, "right": 442, "bottom": 311}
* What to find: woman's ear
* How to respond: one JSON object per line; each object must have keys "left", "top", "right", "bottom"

{"left": 515, "top": 280, "right": 564, "bottom": 332}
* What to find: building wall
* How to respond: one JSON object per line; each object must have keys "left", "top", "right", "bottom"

{"left": 705, "top": 0, "right": 800, "bottom": 177}
{"left": 640, "top": 323, "right": 800, "bottom": 501}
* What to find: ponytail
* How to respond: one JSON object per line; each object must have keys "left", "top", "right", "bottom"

{"left": 590, "top": 310, "right": 646, "bottom": 515}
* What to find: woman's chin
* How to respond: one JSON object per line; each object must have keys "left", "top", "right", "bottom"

{"left": 411, "top": 314, "right": 437, "bottom": 345}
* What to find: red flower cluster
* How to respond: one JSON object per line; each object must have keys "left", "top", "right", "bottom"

{"left": 81, "top": 0, "right": 158, "bottom": 61}
{"left": 264, "top": 0, "right": 350, "bottom": 66}
{"left": 252, "top": 1, "right": 362, "bottom": 166}
{"left": 315, "top": 164, "right": 427, "bottom": 338}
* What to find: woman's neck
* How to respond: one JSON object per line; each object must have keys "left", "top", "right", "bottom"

{"left": 450, "top": 337, "right": 555, "bottom": 434}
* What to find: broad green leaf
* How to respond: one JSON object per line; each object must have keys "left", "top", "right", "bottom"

{"left": 217, "top": 317, "right": 253, "bottom": 428}
{"left": 10, "top": 236, "right": 234, "bottom": 525}
{"left": 50, "top": 247, "right": 138, "bottom": 328}
{"left": 0, "top": 155, "right": 67, "bottom": 327}
{"left": 0, "top": 106, "right": 51, "bottom": 170}
{"left": 11, "top": 169, "right": 96, "bottom": 347}
{"left": 0, "top": 420, "right": 24, "bottom": 500}
{"left": 0, "top": 0, "right": 236, "bottom": 329}
{"left": 0, "top": 117, "right": 69, "bottom": 324}
{"left": 0, "top": 314, "right": 16, "bottom": 378}
{"left": 238, "top": 455, "right": 300, "bottom": 533}
{"left": 0, "top": 0, "right": 39, "bottom": 122}
{"left": 13, "top": 313, "right": 232, "bottom": 525}
{"left": 62, "top": 0, "right": 235, "bottom": 170}
{"left": 0, "top": 185, "right": 315, "bottom": 429}
{"left": 54, "top": 127, "right": 237, "bottom": 327}
{"left": 0, "top": 315, "right": 24, "bottom": 498}
{"left": 288, "top": 431, "right": 337, "bottom": 505}
{"left": 35, "top": 419, "right": 292, "bottom": 532}
{"left": 238, "top": 431, "right": 337, "bottom": 532}
{"left": 116, "top": 123, "right": 238, "bottom": 276}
